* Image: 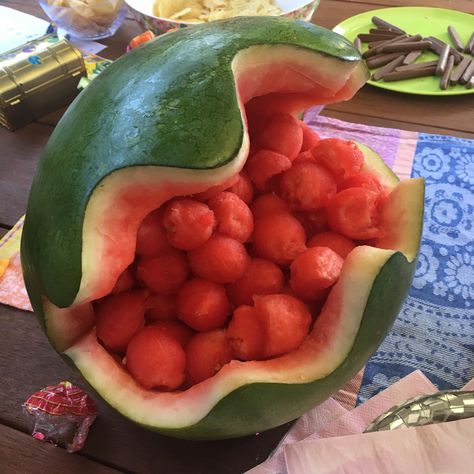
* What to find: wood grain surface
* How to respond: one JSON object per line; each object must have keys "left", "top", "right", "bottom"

{"left": 0, "top": 0, "right": 473, "bottom": 472}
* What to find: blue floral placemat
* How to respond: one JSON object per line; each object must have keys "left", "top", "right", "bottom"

{"left": 359, "top": 133, "right": 474, "bottom": 402}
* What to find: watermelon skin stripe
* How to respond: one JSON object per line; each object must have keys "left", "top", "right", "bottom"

{"left": 21, "top": 17, "right": 366, "bottom": 309}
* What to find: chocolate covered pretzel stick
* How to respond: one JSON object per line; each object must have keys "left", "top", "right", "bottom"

{"left": 465, "top": 32, "right": 474, "bottom": 54}
{"left": 450, "top": 56, "right": 471, "bottom": 85}
{"left": 383, "top": 65, "right": 437, "bottom": 82}
{"left": 380, "top": 41, "right": 432, "bottom": 53}
{"left": 460, "top": 59, "right": 474, "bottom": 85}
{"left": 435, "top": 44, "right": 450, "bottom": 76}
{"left": 369, "top": 28, "right": 402, "bottom": 36}
{"left": 372, "top": 55, "right": 405, "bottom": 81}
{"left": 402, "top": 50, "right": 423, "bottom": 65}
{"left": 440, "top": 55, "right": 455, "bottom": 90}
{"left": 371, "top": 16, "right": 406, "bottom": 35}
{"left": 362, "top": 34, "right": 409, "bottom": 58}
{"left": 395, "top": 60, "right": 438, "bottom": 72}
{"left": 448, "top": 26, "right": 465, "bottom": 52}
{"left": 366, "top": 52, "right": 405, "bottom": 68}
{"left": 358, "top": 33, "right": 403, "bottom": 42}
{"left": 367, "top": 34, "right": 416, "bottom": 49}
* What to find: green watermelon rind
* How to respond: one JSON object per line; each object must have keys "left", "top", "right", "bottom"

{"left": 21, "top": 16, "right": 366, "bottom": 309}
{"left": 156, "top": 251, "right": 415, "bottom": 439}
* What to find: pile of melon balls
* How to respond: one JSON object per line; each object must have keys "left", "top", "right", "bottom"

{"left": 94, "top": 113, "right": 388, "bottom": 391}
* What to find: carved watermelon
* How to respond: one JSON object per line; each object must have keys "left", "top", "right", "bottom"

{"left": 21, "top": 17, "right": 424, "bottom": 440}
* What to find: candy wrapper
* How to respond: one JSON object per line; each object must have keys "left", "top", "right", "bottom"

{"left": 23, "top": 381, "right": 97, "bottom": 453}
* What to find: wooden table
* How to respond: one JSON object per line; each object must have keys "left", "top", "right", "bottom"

{"left": 0, "top": 0, "right": 473, "bottom": 472}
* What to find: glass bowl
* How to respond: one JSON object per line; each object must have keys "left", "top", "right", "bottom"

{"left": 39, "top": 0, "right": 128, "bottom": 40}
{"left": 125, "top": 0, "right": 320, "bottom": 36}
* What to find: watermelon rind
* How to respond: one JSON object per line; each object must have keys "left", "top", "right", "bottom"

{"left": 20, "top": 16, "right": 424, "bottom": 440}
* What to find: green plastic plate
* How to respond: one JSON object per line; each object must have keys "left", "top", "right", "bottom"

{"left": 333, "top": 7, "right": 474, "bottom": 96}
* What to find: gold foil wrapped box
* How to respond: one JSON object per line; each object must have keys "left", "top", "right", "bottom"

{"left": 0, "top": 34, "right": 85, "bottom": 130}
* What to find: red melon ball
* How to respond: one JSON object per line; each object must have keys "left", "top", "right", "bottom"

{"left": 126, "top": 326, "right": 186, "bottom": 390}
{"left": 294, "top": 208, "right": 328, "bottom": 238}
{"left": 259, "top": 113, "right": 303, "bottom": 161}
{"left": 137, "top": 250, "right": 189, "bottom": 295}
{"left": 252, "top": 213, "right": 307, "bottom": 265}
{"left": 188, "top": 234, "right": 250, "bottom": 284}
{"left": 111, "top": 265, "right": 136, "bottom": 294}
{"left": 340, "top": 171, "right": 386, "bottom": 195}
{"left": 246, "top": 149, "right": 292, "bottom": 192}
{"left": 177, "top": 278, "right": 230, "bottom": 331}
{"left": 145, "top": 294, "right": 178, "bottom": 321}
{"left": 311, "top": 138, "right": 364, "bottom": 184}
{"left": 290, "top": 246, "right": 344, "bottom": 300}
{"left": 162, "top": 198, "right": 215, "bottom": 250}
{"left": 136, "top": 208, "right": 173, "bottom": 256}
{"left": 250, "top": 193, "right": 290, "bottom": 220}
{"left": 300, "top": 121, "right": 321, "bottom": 152}
{"left": 193, "top": 175, "right": 239, "bottom": 201}
{"left": 293, "top": 150, "right": 316, "bottom": 165}
{"left": 228, "top": 170, "right": 254, "bottom": 204}
{"left": 280, "top": 161, "right": 337, "bottom": 211}
{"left": 308, "top": 231, "right": 355, "bottom": 259}
{"left": 326, "top": 187, "right": 382, "bottom": 240}
{"left": 96, "top": 289, "right": 147, "bottom": 353}
{"left": 228, "top": 305, "right": 265, "bottom": 361}
{"left": 208, "top": 191, "right": 254, "bottom": 243}
{"left": 149, "top": 320, "right": 194, "bottom": 347}
{"left": 254, "top": 294, "right": 312, "bottom": 358}
{"left": 185, "top": 330, "right": 234, "bottom": 386}
{"left": 227, "top": 258, "right": 285, "bottom": 307}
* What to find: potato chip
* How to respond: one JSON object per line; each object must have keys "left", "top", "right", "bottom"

{"left": 153, "top": 0, "right": 282, "bottom": 23}
{"left": 154, "top": 0, "right": 202, "bottom": 20}
{"left": 46, "top": 0, "right": 123, "bottom": 31}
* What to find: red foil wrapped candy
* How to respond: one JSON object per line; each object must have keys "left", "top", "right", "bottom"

{"left": 23, "top": 381, "right": 97, "bottom": 452}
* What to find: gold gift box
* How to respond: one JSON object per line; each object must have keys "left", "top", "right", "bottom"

{"left": 0, "top": 34, "right": 85, "bottom": 130}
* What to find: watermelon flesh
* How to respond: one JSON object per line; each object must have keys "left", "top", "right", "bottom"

{"left": 21, "top": 18, "right": 425, "bottom": 439}
{"left": 59, "top": 113, "right": 416, "bottom": 394}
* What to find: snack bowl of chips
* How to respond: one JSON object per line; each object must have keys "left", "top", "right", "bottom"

{"left": 126, "top": 0, "right": 319, "bottom": 35}
{"left": 39, "top": 0, "right": 128, "bottom": 40}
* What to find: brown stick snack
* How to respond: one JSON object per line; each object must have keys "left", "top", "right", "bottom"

{"left": 435, "top": 44, "right": 450, "bottom": 76}
{"left": 371, "top": 16, "right": 406, "bottom": 35}
{"left": 465, "top": 32, "right": 474, "bottom": 54}
{"left": 362, "top": 34, "right": 409, "bottom": 58}
{"left": 450, "top": 56, "right": 471, "bottom": 85}
{"left": 372, "top": 55, "right": 405, "bottom": 81}
{"left": 428, "top": 37, "right": 463, "bottom": 64}
{"left": 380, "top": 41, "right": 432, "bottom": 53}
{"left": 382, "top": 66, "right": 437, "bottom": 82}
{"left": 368, "top": 34, "right": 416, "bottom": 50}
{"left": 466, "top": 77, "right": 474, "bottom": 89}
{"left": 440, "top": 55, "right": 455, "bottom": 90}
{"left": 368, "top": 39, "right": 392, "bottom": 49}
{"left": 369, "top": 28, "right": 402, "bottom": 36}
{"left": 395, "top": 60, "right": 438, "bottom": 72}
{"left": 402, "top": 50, "right": 423, "bottom": 65}
{"left": 448, "top": 26, "right": 465, "bottom": 52}
{"left": 460, "top": 59, "right": 474, "bottom": 85}
{"left": 366, "top": 52, "right": 405, "bottom": 68}
{"left": 358, "top": 33, "right": 403, "bottom": 42}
